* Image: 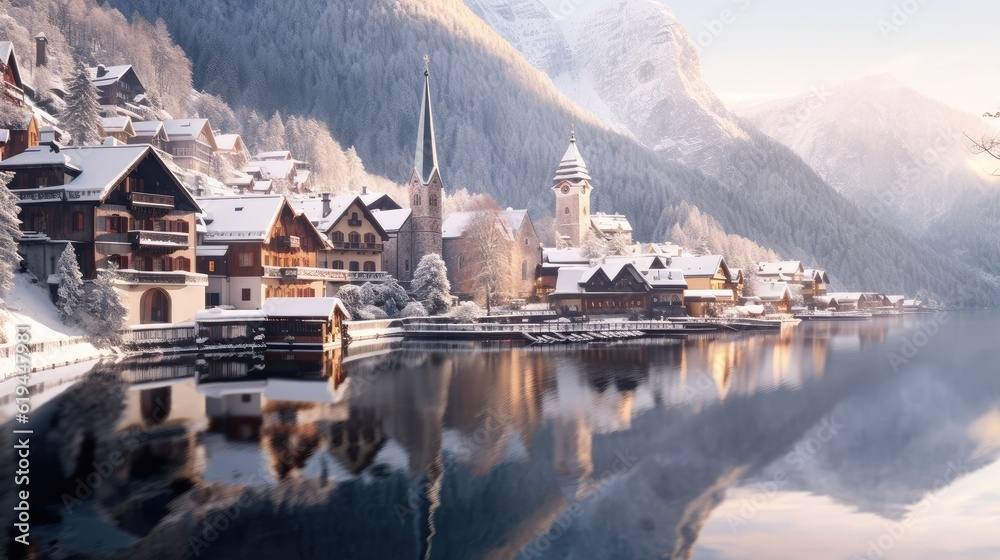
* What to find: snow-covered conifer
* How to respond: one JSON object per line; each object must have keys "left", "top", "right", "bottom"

{"left": 63, "top": 61, "right": 104, "bottom": 146}
{"left": 0, "top": 171, "right": 22, "bottom": 296}
{"left": 84, "top": 264, "right": 127, "bottom": 347}
{"left": 56, "top": 245, "right": 85, "bottom": 324}
{"left": 411, "top": 253, "right": 451, "bottom": 315}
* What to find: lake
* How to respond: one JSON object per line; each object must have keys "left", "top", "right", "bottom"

{"left": 2, "top": 312, "right": 999, "bottom": 559}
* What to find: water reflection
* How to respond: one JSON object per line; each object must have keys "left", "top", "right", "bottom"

{"left": 3, "top": 314, "right": 1000, "bottom": 559}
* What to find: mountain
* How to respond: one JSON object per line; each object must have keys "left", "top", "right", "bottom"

{"left": 743, "top": 74, "right": 999, "bottom": 234}
{"left": 107, "top": 0, "right": 1000, "bottom": 304}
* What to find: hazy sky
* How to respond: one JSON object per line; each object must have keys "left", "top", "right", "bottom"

{"left": 537, "top": 0, "right": 1000, "bottom": 114}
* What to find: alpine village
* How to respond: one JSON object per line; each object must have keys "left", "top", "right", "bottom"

{"left": 0, "top": 34, "right": 930, "bottom": 375}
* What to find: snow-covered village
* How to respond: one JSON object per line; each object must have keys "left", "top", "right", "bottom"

{"left": 1, "top": 1, "right": 999, "bottom": 559}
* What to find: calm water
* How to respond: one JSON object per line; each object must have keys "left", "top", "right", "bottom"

{"left": 3, "top": 312, "right": 1000, "bottom": 559}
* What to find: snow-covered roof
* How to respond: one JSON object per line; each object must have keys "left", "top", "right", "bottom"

{"left": 579, "top": 262, "right": 630, "bottom": 285}
{"left": 252, "top": 180, "right": 272, "bottom": 193}
{"left": 289, "top": 194, "right": 364, "bottom": 233}
{"left": 551, "top": 267, "right": 589, "bottom": 296}
{"left": 263, "top": 297, "right": 347, "bottom": 319}
{"left": 553, "top": 132, "right": 592, "bottom": 186}
{"left": 196, "top": 307, "right": 266, "bottom": 322}
{"left": 590, "top": 213, "right": 632, "bottom": 234}
{"left": 370, "top": 208, "right": 411, "bottom": 232}
{"left": 542, "top": 247, "right": 589, "bottom": 265}
{"left": 645, "top": 268, "right": 687, "bottom": 289}
{"left": 0, "top": 129, "right": 9, "bottom": 144}
{"left": 162, "top": 119, "right": 216, "bottom": 147}
{"left": 196, "top": 245, "right": 229, "bottom": 257}
{"left": 255, "top": 150, "right": 291, "bottom": 161}
{"left": 669, "top": 256, "right": 727, "bottom": 278}
{"left": 756, "top": 282, "right": 791, "bottom": 302}
{"left": 198, "top": 195, "right": 285, "bottom": 241}
{"left": 605, "top": 255, "right": 667, "bottom": 272}
{"left": 684, "top": 289, "right": 735, "bottom": 301}
{"left": 0, "top": 145, "right": 198, "bottom": 208}
{"left": 0, "top": 42, "right": 13, "bottom": 65}
{"left": 214, "top": 134, "right": 246, "bottom": 154}
{"left": 359, "top": 192, "right": 401, "bottom": 209}
{"left": 247, "top": 159, "right": 295, "bottom": 180}
{"left": 441, "top": 209, "right": 526, "bottom": 240}
{"left": 132, "top": 121, "right": 164, "bottom": 138}
{"left": 757, "top": 261, "right": 803, "bottom": 276}
{"left": 88, "top": 65, "right": 134, "bottom": 87}
{"left": 804, "top": 269, "right": 830, "bottom": 283}
{"left": 887, "top": 295, "right": 906, "bottom": 305}
{"left": 100, "top": 116, "right": 134, "bottom": 136}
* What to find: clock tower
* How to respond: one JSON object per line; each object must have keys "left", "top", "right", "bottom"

{"left": 552, "top": 129, "right": 593, "bottom": 247}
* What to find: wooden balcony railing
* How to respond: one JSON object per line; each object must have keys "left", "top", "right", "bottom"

{"left": 128, "top": 230, "right": 189, "bottom": 251}
{"left": 330, "top": 242, "right": 383, "bottom": 251}
{"left": 128, "top": 192, "right": 175, "bottom": 210}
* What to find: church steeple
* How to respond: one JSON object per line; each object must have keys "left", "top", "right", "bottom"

{"left": 414, "top": 61, "right": 439, "bottom": 185}
{"left": 407, "top": 59, "right": 444, "bottom": 278}
{"left": 552, "top": 128, "right": 593, "bottom": 248}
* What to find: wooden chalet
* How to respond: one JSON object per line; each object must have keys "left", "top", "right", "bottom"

{"left": 88, "top": 64, "right": 148, "bottom": 117}
{"left": 0, "top": 140, "right": 207, "bottom": 325}
{"left": 549, "top": 262, "right": 651, "bottom": 316}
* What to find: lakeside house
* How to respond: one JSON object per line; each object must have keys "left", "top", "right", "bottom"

{"left": 288, "top": 193, "right": 390, "bottom": 280}
{"left": 196, "top": 195, "right": 330, "bottom": 309}
{"left": 0, "top": 136, "right": 207, "bottom": 325}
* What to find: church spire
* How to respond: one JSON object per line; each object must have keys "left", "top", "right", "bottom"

{"left": 414, "top": 57, "right": 439, "bottom": 185}
{"left": 553, "top": 128, "right": 591, "bottom": 186}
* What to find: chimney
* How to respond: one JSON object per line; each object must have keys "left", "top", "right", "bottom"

{"left": 96, "top": 64, "right": 107, "bottom": 77}
{"left": 321, "top": 192, "right": 331, "bottom": 218}
{"left": 361, "top": 185, "right": 368, "bottom": 195}
{"left": 34, "top": 33, "right": 47, "bottom": 67}
{"left": 39, "top": 126, "right": 59, "bottom": 146}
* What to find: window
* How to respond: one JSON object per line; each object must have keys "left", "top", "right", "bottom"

{"left": 153, "top": 258, "right": 164, "bottom": 272}
{"left": 364, "top": 233, "right": 376, "bottom": 244}
{"left": 413, "top": 194, "right": 421, "bottom": 206}
{"left": 73, "top": 212, "right": 84, "bottom": 231}
{"left": 332, "top": 260, "right": 344, "bottom": 269}
{"left": 405, "top": 259, "right": 410, "bottom": 272}
{"left": 459, "top": 256, "right": 465, "bottom": 270}
{"left": 348, "top": 232, "right": 360, "bottom": 244}
{"left": 349, "top": 261, "right": 360, "bottom": 272}
{"left": 564, "top": 207, "right": 570, "bottom": 215}
{"left": 242, "top": 288, "right": 251, "bottom": 301}
{"left": 264, "top": 255, "right": 270, "bottom": 266}
{"left": 206, "top": 293, "right": 221, "bottom": 307}
{"left": 524, "top": 238, "right": 529, "bottom": 246}
{"left": 351, "top": 212, "right": 358, "bottom": 221}
{"left": 208, "top": 260, "right": 216, "bottom": 273}
{"left": 429, "top": 194, "right": 438, "bottom": 207}
{"left": 332, "top": 231, "right": 344, "bottom": 243}
{"left": 238, "top": 252, "right": 252, "bottom": 267}
{"left": 106, "top": 215, "right": 125, "bottom": 233}
{"left": 241, "top": 394, "right": 251, "bottom": 403}
{"left": 175, "top": 257, "right": 190, "bottom": 272}
{"left": 364, "top": 261, "right": 376, "bottom": 272}
{"left": 522, "top": 260, "right": 528, "bottom": 281}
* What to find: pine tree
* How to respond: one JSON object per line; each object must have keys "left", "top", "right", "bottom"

{"left": 84, "top": 263, "right": 128, "bottom": 347}
{"left": 411, "top": 253, "right": 451, "bottom": 316}
{"left": 580, "top": 228, "right": 608, "bottom": 260}
{"left": 0, "top": 171, "right": 22, "bottom": 296}
{"left": 56, "top": 244, "right": 85, "bottom": 324}
{"left": 63, "top": 61, "right": 104, "bottom": 146}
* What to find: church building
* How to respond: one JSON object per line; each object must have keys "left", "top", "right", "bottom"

{"left": 406, "top": 64, "right": 444, "bottom": 276}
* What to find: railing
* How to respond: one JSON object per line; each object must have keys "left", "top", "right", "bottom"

{"left": 276, "top": 235, "right": 301, "bottom": 249}
{"left": 262, "top": 266, "right": 389, "bottom": 282}
{"left": 128, "top": 230, "right": 189, "bottom": 250}
{"left": 123, "top": 324, "right": 197, "bottom": 345}
{"left": 128, "top": 192, "right": 175, "bottom": 209}
{"left": 404, "top": 321, "right": 685, "bottom": 334}
{"left": 116, "top": 270, "right": 209, "bottom": 286}
{"left": 330, "top": 242, "right": 384, "bottom": 250}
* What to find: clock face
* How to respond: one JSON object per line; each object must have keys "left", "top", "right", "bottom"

{"left": 561, "top": 184, "right": 570, "bottom": 194}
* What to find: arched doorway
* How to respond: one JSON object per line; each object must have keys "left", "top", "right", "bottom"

{"left": 140, "top": 288, "right": 171, "bottom": 324}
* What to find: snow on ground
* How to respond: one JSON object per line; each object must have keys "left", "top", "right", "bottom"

{"left": 0, "top": 272, "right": 108, "bottom": 379}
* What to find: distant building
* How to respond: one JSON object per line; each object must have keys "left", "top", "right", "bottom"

{"left": 289, "top": 193, "right": 390, "bottom": 278}
{"left": 131, "top": 119, "right": 218, "bottom": 174}
{"left": 0, "top": 41, "right": 40, "bottom": 160}
{"left": 88, "top": 64, "right": 148, "bottom": 118}
{"left": 441, "top": 208, "right": 540, "bottom": 300}
{"left": 100, "top": 116, "right": 136, "bottom": 144}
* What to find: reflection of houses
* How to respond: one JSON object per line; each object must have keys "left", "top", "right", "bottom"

{"left": 0, "top": 140, "right": 207, "bottom": 324}
{"left": 441, "top": 208, "right": 540, "bottom": 300}
{"left": 196, "top": 195, "right": 331, "bottom": 309}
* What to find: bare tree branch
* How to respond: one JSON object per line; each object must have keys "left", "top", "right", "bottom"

{"left": 964, "top": 131, "right": 1000, "bottom": 177}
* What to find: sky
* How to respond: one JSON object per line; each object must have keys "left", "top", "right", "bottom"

{"left": 537, "top": 0, "right": 1000, "bottom": 114}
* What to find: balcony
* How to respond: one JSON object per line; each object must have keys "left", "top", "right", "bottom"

{"left": 262, "top": 266, "right": 389, "bottom": 283}
{"left": 128, "top": 230, "right": 190, "bottom": 251}
{"left": 276, "top": 235, "right": 301, "bottom": 249}
{"left": 330, "top": 242, "right": 384, "bottom": 251}
{"left": 347, "top": 219, "right": 363, "bottom": 227}
{"left": 115, "top": 270, "right": 208, "bottom": 286}
{"left": 128, "top": 192, "right": 175, "bottom": 210}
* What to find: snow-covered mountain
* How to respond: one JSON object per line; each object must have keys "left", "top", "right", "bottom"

{"left": 742, "top": 74, "right": 999, "bottom": 233}
{"left": 466, "top": 0, "right": 744, "bottom": 163}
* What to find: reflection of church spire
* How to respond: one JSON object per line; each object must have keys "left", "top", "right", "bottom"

{"left": 413, "top": 451, "right": 444, "bottom": 560}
